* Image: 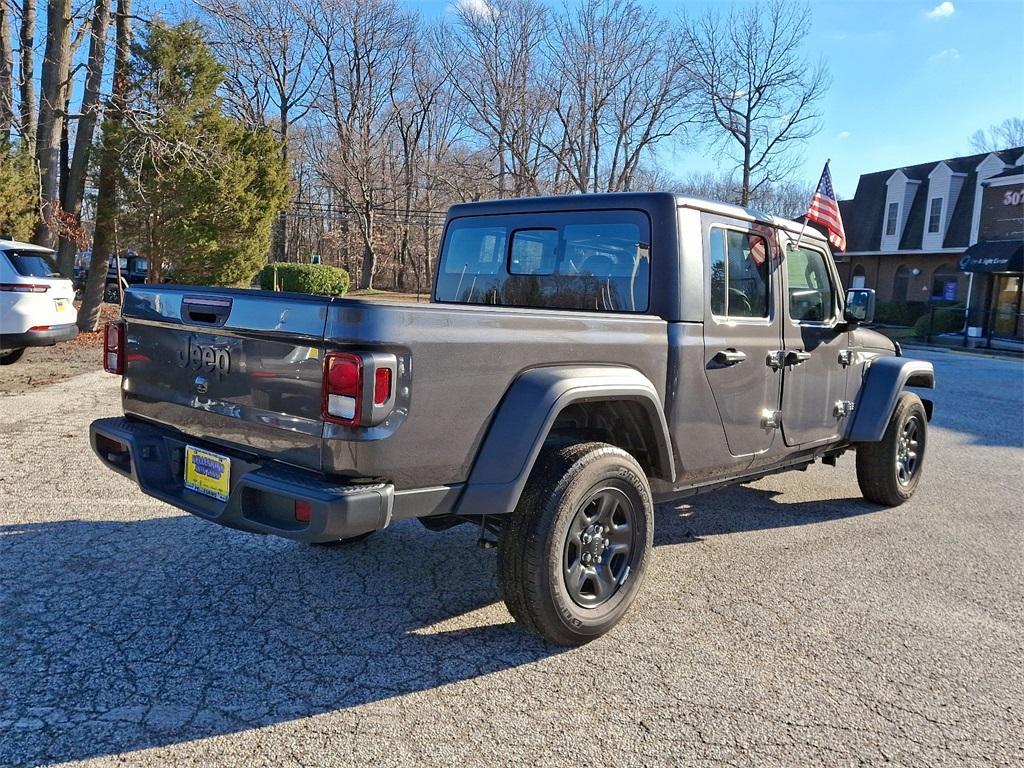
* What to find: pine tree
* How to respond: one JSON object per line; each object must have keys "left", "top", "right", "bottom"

{"left": 119, "top": 21, "right": 287, "bottom": 287}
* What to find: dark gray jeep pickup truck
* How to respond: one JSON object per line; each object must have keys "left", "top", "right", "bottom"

{"left": 90, "top": 192, "right": 934, "bottom": 645}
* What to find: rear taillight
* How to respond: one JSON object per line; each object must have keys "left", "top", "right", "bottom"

{"left": 0, "top": 283, "right": 49, "bottom": 293}
{"left": 323, "top": 353, "right": 362, "bottom": 424}
{"left": 103, "top": 320, "right": 125, "bottom": 374}
{"left": 322, "top": 351, "right": 398, "bottom": 427}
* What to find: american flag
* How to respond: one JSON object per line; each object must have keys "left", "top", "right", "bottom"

{"left": 748, "top": 234, "right": 767, "bottom": 266}
{"left": 806, "top": 162, "right": 846, "bottom": 251}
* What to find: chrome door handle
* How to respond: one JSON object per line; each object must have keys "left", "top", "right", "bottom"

{"left": 786, "top": 350, "right": 812, "bottom": 365}
{"left": 713, "top": 349, "right": 747, "bottom": 366}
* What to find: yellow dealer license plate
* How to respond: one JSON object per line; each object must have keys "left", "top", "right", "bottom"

{"left": 184, "top": 446, "right": 231, "bottom": 502}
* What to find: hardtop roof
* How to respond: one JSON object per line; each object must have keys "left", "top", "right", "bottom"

{"left": 445, "top": 192, "right": 827, "bottom": 243}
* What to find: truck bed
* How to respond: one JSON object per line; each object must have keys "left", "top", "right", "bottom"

{"left": 120, "top": 285, "right": 669, "bottom": 489}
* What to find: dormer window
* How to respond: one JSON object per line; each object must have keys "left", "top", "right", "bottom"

{"left": 927, "top": 197, "right": 943, "bottom": 234}
{"left": 885, "top": 202, "right": 899, "bottom": 236}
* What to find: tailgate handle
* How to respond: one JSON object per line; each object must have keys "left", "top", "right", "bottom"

{"left": 182, "top": 295, "right": 232, "bottom": 326}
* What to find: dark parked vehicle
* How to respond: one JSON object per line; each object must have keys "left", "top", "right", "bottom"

{"left": 90, "top": 193, "right": 935, "bottom": 645}
{"left": 74, "top": 253, "right": 149, "bottom": 303}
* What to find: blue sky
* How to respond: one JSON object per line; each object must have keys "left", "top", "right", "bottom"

{"left": 418, "top": 0, "right": 1024, "bottom": 198}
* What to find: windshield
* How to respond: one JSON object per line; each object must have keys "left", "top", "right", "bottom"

{"left": 5, "top": 250, "right": 59, "bottom": 278}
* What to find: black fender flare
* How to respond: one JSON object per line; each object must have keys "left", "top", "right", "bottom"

{"left": 454, "top": 365, "right": 675, "bottom": 517}
{"left": 847, "top": 356, "right": 935, "bottom": 443}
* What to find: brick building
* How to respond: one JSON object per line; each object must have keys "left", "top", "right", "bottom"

{"left": 835, "top": 148, "right": 1023, "bottom": 345}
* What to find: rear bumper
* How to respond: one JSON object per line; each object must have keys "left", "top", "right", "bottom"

{"left": 90, "top": 416, "right": 394, "bottom": 543}
{"left": 0, "top": 323, "right": 78, "bottom": 348}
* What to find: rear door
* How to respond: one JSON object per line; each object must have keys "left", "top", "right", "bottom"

{"left": 701, "top": 216, "right": 783, "bottom": 459}
{"left": 121, "top": 286, "right": 330, "bottom": 471}
{"left": 778, "top": 235, "right": 849, "bottom": 446}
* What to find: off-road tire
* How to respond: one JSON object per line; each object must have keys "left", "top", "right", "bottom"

{"left": 856, "top": 391, "right": 927, "bottom": 506}
{"left": 498, "top": 441, "right": 653, "bottom": 646}
{"left": 0, "top": 348, "right": 26, "bottom": 365}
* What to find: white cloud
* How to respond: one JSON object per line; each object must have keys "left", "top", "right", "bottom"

{"left": 926, "top": 2, "right": 955, "bottom": 20}
{"left": 448, "top": 0, "right": 494, "bottom": 19}
{"left": 930, "top": 47, "right": 960, "bottom": 62}
{"left": 837, "top": 131, "right": 851, "bottom": 140}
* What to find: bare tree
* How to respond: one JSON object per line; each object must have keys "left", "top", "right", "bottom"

{"left": 56, "top": 0, "right": 111, "bottom": 275}
{"left": 439, "top": 0, "right": 550, "bottom": 197}
{"left": 543, "top": 0, "right": 695, "bottom": 193}
{"left": 683, "top": 0, "right": 828, "bottom": 205}
{"left": 78, "top": 0, "right": 131, "bottom": 332}
{"left": 0, "top": 1, "right": 14, "bottom": 147}
{"left": 199, "top": 0, "right": 325, "bottom": 262}
{"left": 34, "top": 0, "right": 74, "bottom": 247}
{"left": 308, "top": 0, "right": 413, "bottom": 289}
{"left": 969, "top": 117, "right": 1024, "bottom": 153}
{"left": 17, "top": 0, "right": 36, "bottom": 153}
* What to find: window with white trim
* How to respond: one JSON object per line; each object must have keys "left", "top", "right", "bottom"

{"left": 885, "top": 202, "right": 899, "bottom": 236}
{"left": 927, "top": 197, "right": 943, "bottom": 234}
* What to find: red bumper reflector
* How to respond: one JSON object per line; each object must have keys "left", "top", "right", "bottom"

{"left": 294, "top": 500, "right": 312, "bottom": 523}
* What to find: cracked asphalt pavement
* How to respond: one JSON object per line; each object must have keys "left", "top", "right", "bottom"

{"left": 1, "top": 349, "right": 1021, "bottom": 767}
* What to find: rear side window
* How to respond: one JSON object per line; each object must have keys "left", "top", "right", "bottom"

{"left": 435, "top": 210, "right": 651, "bottom": 312}
{"left": 4, "top": 250, "right": 58, "bottom": 277}
{"left": 709, "top": 228, "right": 770, "bottom": 318}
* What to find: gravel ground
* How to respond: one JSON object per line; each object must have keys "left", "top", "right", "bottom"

{"left": 0, "top": 350, "right": 1021, "bottom": 767}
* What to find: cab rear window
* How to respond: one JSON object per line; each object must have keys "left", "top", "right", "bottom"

{"left": 3, "top": 250, "right": 58, "bottom": 277}
{"left": 435, "top": 210, "right": 651, "bottom": 313}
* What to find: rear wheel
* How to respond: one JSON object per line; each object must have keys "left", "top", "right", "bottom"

{"left": 856, "top": 392, "right": 927, "bottom": 506}
{"left": 0, "top": 348, "right": 26, "bottom": 365}
{"left": 498, "top": 442, "right": 653, "bottom": 646}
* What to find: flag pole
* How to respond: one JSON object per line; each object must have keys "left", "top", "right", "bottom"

{"left": 792, "top": 158, "right": 830, "bottom": 251}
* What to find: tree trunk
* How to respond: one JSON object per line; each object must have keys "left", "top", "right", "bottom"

{"left": 56, "top": 0, "right": 111, "bottom": 276}
{"left": 272, "top": 105, "right": 288, "bottom": 262}
{"left": 78, "top": 0, "right": 130, "bottom": 333}
{"left": 0, "top": 4, "right": 14, "bottom": 148}
{"left": 358, "top": 203, "right": 375, "bottom": 290}
{"left": 18, "top": 0, "right": 35, "bottom": 154}
{"left": 34, "top": 0, "right": 73, "bottom": 248}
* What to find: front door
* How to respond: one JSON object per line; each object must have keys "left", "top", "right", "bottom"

{"left": 992, "top": 274, "right": 1023, "bottom": 340}
{"left": 701, "top": 217, "right": 783, "bottom": 458}
{"left": 779, "top": 236, "right": 849, "bottom": 447}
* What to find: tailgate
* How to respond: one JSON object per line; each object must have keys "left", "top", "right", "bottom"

{"left": 121, "top": 286, "right": 330, "bottom": 471}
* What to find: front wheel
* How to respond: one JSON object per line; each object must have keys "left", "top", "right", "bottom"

{"left": 0, "top": 348, "right": 26, "bottom": 365}
{"left": 856, "top": 392, "right": 928, "bottom": 506}
{"left": 498, "top": 442, "right": 653, "bottom": 646}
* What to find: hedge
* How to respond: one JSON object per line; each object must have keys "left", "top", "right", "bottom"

{"left": 874, "top": 301, "right": 931, "bottom": 327}
{"left": 912, "top": 304, "right": 965, "bottom": 338}
{"left": 258, "top": 263, "right": 350, "bottom": 297}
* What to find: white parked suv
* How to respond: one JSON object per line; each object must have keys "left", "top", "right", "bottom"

{"left": 0, "top": 239, "right": 78, "bottom": 365}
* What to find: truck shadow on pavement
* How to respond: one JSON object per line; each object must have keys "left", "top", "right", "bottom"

{"left": 1, "top": 484, "right": 879, "bottom": 766}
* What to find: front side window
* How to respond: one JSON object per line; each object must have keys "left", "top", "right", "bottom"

{"left": 787, "top": 246, "right": 836, "bottom": 322}
{"left": 885, "top": 201, "right": 899, "bottom": 236}
{"left": 709, "top": 228, "right": 770, "bottom": 319}
{"left": 435, "top": 210, "right": 651, "bottom": 312}
{"left": 928, "top": 197, "right": 943, "bottom": 234}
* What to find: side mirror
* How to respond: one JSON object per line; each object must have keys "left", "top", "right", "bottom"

{"left": 844, "top": 288, "right": 876, "bottom": 324}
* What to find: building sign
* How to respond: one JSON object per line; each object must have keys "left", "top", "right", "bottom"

{"left": 979, "top": 182, "right": 1024, "bottom": 241}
